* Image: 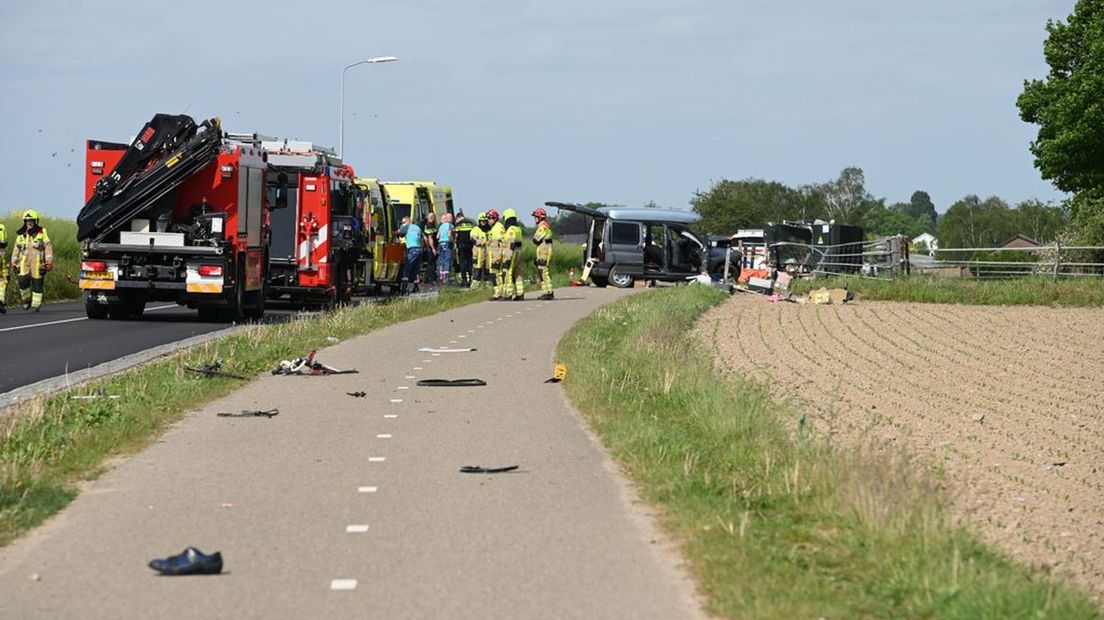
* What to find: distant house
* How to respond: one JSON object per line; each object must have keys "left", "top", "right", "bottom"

{"left": 912, "top": 232, "right": 938, "bottom": 255}
{"left": 1000, "top": 234, "right": 1041, "bottom": 249}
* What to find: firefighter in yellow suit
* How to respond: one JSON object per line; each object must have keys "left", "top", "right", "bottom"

{"left": 502, "top": 208, "right": 525, "bottom": 301}
{"left": 0, "top": 222, "right": 7, "bottom": 314}
{"left": 486, "top": 210, "right": 506, "bottom": 300}
{"left": 470, "top": 212, "right": 489, "bottom": 289}
{"left": 11, "top": 210, "right": 53, "bottom": 312}
{"left": 531, "top": 207, "right": 554, "bottom": 300}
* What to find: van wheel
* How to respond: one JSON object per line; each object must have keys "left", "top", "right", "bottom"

{"left": 608, "top": 267, "right": 634, "bottom": 288}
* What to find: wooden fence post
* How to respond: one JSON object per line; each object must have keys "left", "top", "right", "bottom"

{"left": 1053, "top": 240, "right": 1061, "bottom": 280}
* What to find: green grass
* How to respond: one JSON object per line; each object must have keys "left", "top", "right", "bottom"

{"left": 557, "top": 286, "right": 1099, "bottom": 619}
{"left": 518, "top": 240, "right": 587, "bottom": 285}
{"left": 2, "top": 211, "right": 81, "bottom": 305}
{"left": 0, "top": 288, "right": 485, "bottom": 546}
{"left": 790, "top": 275, "right": 1104, "bottom": 306}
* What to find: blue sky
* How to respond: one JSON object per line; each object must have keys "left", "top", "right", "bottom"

{"left": 0, "top": 0, "right": 1072, "bottom": 220}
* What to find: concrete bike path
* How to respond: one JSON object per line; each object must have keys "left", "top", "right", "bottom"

{"left": 0, "top": 288, "right": 704, "bottom": 619}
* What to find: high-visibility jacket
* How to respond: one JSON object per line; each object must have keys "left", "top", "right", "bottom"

{"left": 532, "top": 220, "right": 552, "bottom": 244}
{"left": 488, "top": 221, "right": 506, "bottom": 263}
{"left": 533, "top": 219, "right": 553, "bottom": 262}
{"left": 471, "top": 225, "right": 487, "bottom": 247}
{"left": 12, "top": 226, "right": 52, "bottom": 277}
{"left": 504, "top": 221, "right": 523, "bottom": 264}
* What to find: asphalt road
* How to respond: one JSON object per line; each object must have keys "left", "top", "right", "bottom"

{"left": 0, "top": 288, "right": 704, "bottom": 619}
{"left": 0, "top": 300, "right": 300, "bottom": 395}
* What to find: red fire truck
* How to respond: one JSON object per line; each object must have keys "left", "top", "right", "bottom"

{"left": 260, "top": 140, "right": 363, "bottom": 306}
{"left": 77, "top": 114, "right": 271, "bottom": 321}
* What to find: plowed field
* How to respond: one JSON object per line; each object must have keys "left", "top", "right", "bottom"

{"left": 699, "top": 295, "right": 1104, "bottom": 598}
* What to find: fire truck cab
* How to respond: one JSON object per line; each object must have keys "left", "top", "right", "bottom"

{"left": 262, "top": 140, "right": 361, "bottom": 306}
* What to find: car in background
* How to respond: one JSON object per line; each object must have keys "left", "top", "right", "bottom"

{"left": 544, "top": 202, "right": 706, "bottom": 288}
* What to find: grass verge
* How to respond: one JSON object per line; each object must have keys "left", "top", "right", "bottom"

{"left": 0, "top": 288, "right": 485, "bottom": 546}
{"left": 789, "top": 275, "right": 1104, "bottom": 306}
{"left": 557, "top": 286, "right": 1099, "bottom": 618}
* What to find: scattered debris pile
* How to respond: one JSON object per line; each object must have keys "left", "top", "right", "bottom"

{"left": 271, "top": 351, "right": 359, "bottom": 376}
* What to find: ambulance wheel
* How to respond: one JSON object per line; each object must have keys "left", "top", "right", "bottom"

{"left": 85, "top": 298, "right": 109, "bottom": 320}
{"left": 608, "top": 267, "right": 634, "bottom": 288}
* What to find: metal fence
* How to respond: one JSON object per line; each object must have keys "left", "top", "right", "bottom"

{"left": 914, "top": 244, "right": 1104, "bottom": 279}
{"left": 724, "top": 238, "right": 1104, "bottom": 282}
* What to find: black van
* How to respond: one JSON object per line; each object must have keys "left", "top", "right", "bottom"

{"left": 546, "top": 202, "right": 706, "bottom": 288}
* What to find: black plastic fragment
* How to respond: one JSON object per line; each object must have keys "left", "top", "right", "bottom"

{"left": 217, "top": 409, "right": 279, "bottom": 418}
{"left": 416, "top": 379, "right": 487, "bottom": 387}
{"left": 460, "top": 465, "right": 519, "bottom": 474}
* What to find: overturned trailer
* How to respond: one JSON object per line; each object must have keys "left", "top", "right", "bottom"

{"left": 78, "top": 114, "right": 270, "bottom": 321}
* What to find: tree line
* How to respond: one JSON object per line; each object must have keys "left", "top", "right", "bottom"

{"left": 688, "top": 167, "right": 1068, "bottom": 248}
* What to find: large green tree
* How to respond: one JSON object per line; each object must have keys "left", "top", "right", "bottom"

{"left": 903, "top": 191, "right": 938, "bottom": 233}
{"left": 937, "top": 195, "right": 1019, "bottom": 249}
{"left": 1017, "top": 0, "right": 1104, "bottom": 242}
{"left": 814, "top": 167, "right": 873, "bottom": 225}
{"left": 864, "top": 201, "right": 929, "bottom": 238}
{"left": 690, "top": 178, "right": 816, "bottom": 234}
{"left": 1013, "top": 199, "right": 1069, "bottom": 243}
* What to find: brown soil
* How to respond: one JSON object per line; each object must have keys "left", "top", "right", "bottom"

{"left": 699, "top": 294, "right": 1104, "bottom": 599}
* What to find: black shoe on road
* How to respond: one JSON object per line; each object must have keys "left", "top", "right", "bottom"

{"left": 23, "top": 301, "right": 31, "bottom": 311}
{"left": 148, "top": 547, "right": 224, "bottom": 576}
{"left": 512, "top": 295, "right": 525, "bottom": 301}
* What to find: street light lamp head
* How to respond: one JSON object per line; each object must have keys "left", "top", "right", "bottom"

{"left": 340, "top": 54, "right": 399, "bottom": 157}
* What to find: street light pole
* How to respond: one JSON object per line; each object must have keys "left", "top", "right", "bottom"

{"left": 339, "top": 55, "right": 398, "bottom": 158}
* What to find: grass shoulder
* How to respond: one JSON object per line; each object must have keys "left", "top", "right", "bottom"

{"left": 0, "top": 288, "right": 485, "bottom": 546}
{"left": 557, "top": 285, "right": 1099, "bottom": 618}
{"left": 788, "top": 275, "right": 1104, "bottom": 306}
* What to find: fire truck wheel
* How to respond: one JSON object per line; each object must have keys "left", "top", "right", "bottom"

{"left": 223, "top": 263, "right": 247, "bottom": 322}
{"left": 198, "top": 307, "right": 221, "bottom": 322}
{"left": 85, "top": 297, "right": 109, "bottom": 320}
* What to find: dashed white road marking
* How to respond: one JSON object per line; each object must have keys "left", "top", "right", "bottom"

{"left": 377, "top": 434, "right": 392, "bottom": 439}
{"left": 422, "top": 359, "right": 432, "bottom": 363}
{"left": 384, "top": 414, "right": 398, "bottom": 419}
{"left": 346, "top": 525, "right": 370, "bottom": 533}
{"left": 458, "top": 335, "right": 467, "bottom": 339}
{"left": 404, "top": 375, "right": 416, "bottom": 379}
{"left": 0, "top": 304, "right": 177, "bottom": 333}
{"left": 358, "top": 486, "right": 378, "bottom": 493}
{"left": 331, "top": 579, "right": 358, "bottom": 591}
{"left": 369, "top": 456, "right": 386, "bottom": 462}
{"left": 449, "top": 340, "right": 457, "bottom": 344}
{"left": 390, "top": 398, "right": 403, "bottom": 403}
{"left": 467, "top": 330, "right": 475, "bottom": 333}
{"left": 397, "top": 386, "right": 409, "bottom": 390}
{"left": 432, "top": 353, "right": 441, "bottom": 356}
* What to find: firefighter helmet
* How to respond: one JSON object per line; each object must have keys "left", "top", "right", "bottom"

{"left": 503, "top": 208, "right": 517, "bottom": 220}
{"left": 486, "top": 209, "right": 500, "bottom": 220}
{"left": 478, "top": 211, "right": 488, "bottom": 220}
{"left": 531, "top": 207, "right": 547, "bottom": 219}
{"left": 23, "top": 209, "right": 39, "bottom": 221}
